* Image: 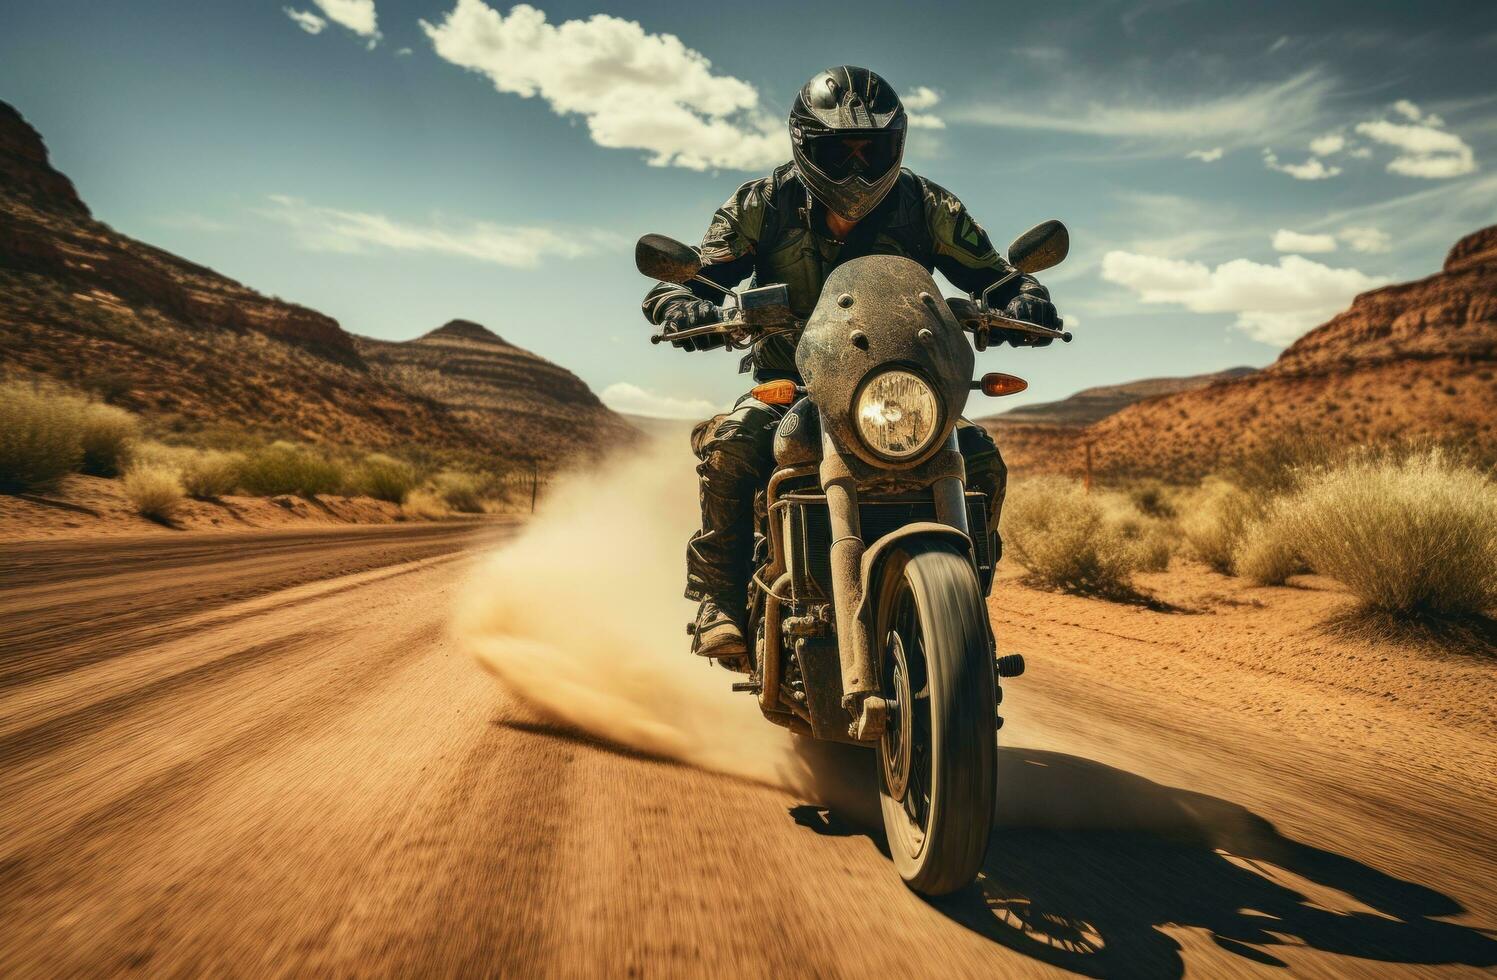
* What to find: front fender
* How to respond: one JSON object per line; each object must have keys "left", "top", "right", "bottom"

{"left": 853, "top": 522, "right": 974, "bottom": 627}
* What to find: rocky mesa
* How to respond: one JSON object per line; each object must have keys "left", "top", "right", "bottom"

{"left": 992, "top": 228, "right": 1497, "bottom": 481}
{"left": 0, "top": 101, "right": 632, "bottom": 467}
{"left": 356, "top": 320, "right": 637, "bottom": 466}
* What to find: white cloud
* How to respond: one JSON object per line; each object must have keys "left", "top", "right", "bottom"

{"left": 1308, "top": 133, "right": 1345, "bottom": 156}
{"left": 1263, "top": 148, "right": 1341, "bottom": 180}
{"left": 602, "top": 382, "right": 718, "bottom": 419}
{"left": 311, "top": 0, "right": 379, "bottom": 44}
{"left": 903, "top": 85, "right": 946, "bottom": 130}
{"left": 1354, "top": 105, "right": 1477, "bottom": 178}
{"left": 420, "top": 1, "right": 785, "bottom": 171}
{"left": 396, "top": 46, "right": 413, "bottom": 56}
{"left": 260, "top": 194, "right": 616, "bottom": 267}
{"left": 1101, "top": 250, "right": 1388, "bottom": 345}
{"left": 1186, "top": 147, "right": 1224, "bottom": 162}
{"left": 284, "top": 7, "right": 327, "bottom": 34}
{"left": 1338, "top": 225, "right": 1392, "bottom": 253}
{"left": 953, "top": 70, "right": 1333, "bottom": 149}
{"left": 1272, "top": 229, "right": 1338, "bottom": 253}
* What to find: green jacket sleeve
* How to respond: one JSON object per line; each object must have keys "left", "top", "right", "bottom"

{"left": 641, "top": 177, "right": 770, "bottom": 325}
{"left": 920, "top": 177, "right": 1046, "bottom": 307}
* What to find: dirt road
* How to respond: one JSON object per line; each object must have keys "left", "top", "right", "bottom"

{"left": 2, "top": 523, "right": 1494, "bottom": 977}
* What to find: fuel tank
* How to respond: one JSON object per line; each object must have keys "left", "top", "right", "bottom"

{"left": 773, "top": 396, "right": 820, "bottom": 468}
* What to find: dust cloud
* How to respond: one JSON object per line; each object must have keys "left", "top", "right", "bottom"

{"left": 456, "top": 439, "right": 866, "bottom": 803}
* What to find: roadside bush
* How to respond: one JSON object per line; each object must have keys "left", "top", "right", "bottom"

{"left": 1125, "top": 479, "right": 1177, "bottom": 519}
{"left": 432, "top": 470, "right": 487, "bottom": 514}
{"left": 402, "top": 488, "right": 449, "bottom": 519}
{"left": 1224, "top": 432, "right": 1344, "bottom": 497}
{"left": 239, "top": 442, "right": 345, "bottom": 497}
{"left": 123, "top": 463, "right": 185, "bottom": 521}
{"left": 1179, "top": 478, "right": 1257, "bottom": 574}
{"left": 79, "top": 402, "right": 140, "bottom": 477}
{"left": 134, "top": 442, "right": 245, "bottom": 499}
{"left": 0, "top": 381, "right": 86, "bottom": 492}
{"left": 1002, "top": 477, "right": 1142, "bottom": 596}
{"left": 1275, "top": 449, "right": 1497, "bottom": 617}
{"left": 354, "top": 453, "right": 419, "bottom": 503}
{"left": 178, "top": 449, "right": 244, "bottom": 499}
{"left": 1233, "top": 510, "right": 1304, "bottom": 586}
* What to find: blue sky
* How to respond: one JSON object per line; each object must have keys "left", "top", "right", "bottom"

{"left": 2, "top": 0, "right": 1495, "bottom": 416}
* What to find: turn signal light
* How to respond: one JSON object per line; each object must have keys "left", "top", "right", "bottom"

{"left": 750, "top": 379, "right": 802, "bottom": 405}
{"left": 977, "top": 373, "right": 1028, "bottom": 397}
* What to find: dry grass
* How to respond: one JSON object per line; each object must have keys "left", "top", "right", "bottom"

{"left": 238, "top": 442, "right": 346, "bottom": 497}
{"left": 178, "top": 449, "right": 244, "bottom": 499}
{"left": 0, "top": 380, "right": 87, "bottom": 492}
{"left": 402, "top": 488, "right": 450, "bottom": 519}
{"left": 1002, "top": 477, "right": 1153, "bottom": 597}
{"left": 1107, "top": 503, "right": 1177, "bottom": 573}
{"left": 1124, "top": 479, "right": 1178, "bottom": 519}
{"left": 1179, "top": 478, "right": 1257, "bottom": 574}
{"left": 354, "top": 453, "right": 420, "bottom": 504}
{"left": 1233, "top": 510, "right": 1305, "bottom": 586}
{"left": 1275, "top": 449, "right": 1497, "bottom": 617}
{"left": 431, "top": 470, "right": 487, "bottom": 514}
{"left": 122, "top": 462, "right": 185, "bottom": 522}
{"left": 79, "top": 402, "right": 140, "bottom": 477}
{"left": 134, "top": 443, "right": 245, "bottom": 499}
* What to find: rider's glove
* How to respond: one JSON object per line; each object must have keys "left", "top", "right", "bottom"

{"left": 1001, "top": 283, "right": 1060, "bottom": 347}
{"left": 661, "top": 299, "right": 727, "bottom": 351}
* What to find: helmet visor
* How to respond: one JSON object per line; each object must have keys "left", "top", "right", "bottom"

{"left": 801, "top": 130, "right": 903, "bottom": 184}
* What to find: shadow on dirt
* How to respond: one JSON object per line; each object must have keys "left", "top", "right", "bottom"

{"left": 797, "top": 747, "right": 1497, "bottom": 977}
{"left": 1320, "top": 608, "right": 1497, "bottom": 660}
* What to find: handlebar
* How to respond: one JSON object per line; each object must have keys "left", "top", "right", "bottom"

{"left": 651, "top": 298, "right": 1071, "bottom": 346}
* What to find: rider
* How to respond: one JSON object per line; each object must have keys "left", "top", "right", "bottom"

{"left": 642, "top": 66, "right": 1061, "bottom": 660}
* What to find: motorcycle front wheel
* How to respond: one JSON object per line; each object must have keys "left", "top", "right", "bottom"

{"left": 873, "top": 540, "right": 996, "bottom": 896}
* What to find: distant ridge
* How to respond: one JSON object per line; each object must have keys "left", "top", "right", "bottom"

{"left": 981, "top": 367, "right": 1257, "bottom": 429}
{"left": 0, "top": 99, "right": 634, "bottom": 466}
{"left": 985, "top": 226, "right": 1497, "bottom": 480}
{"left": 422, "top": 319, "right": 509, "bottom": 344}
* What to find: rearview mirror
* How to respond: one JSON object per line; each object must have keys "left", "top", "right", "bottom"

{"left": 635, "top": 234, "right": 702, "bottom": 284}
{"left": 1007, "top": 220, "right": 1070, "bottom": 274}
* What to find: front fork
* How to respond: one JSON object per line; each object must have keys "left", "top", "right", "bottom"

{"left": 820, "top": 429, "right": 968, "bottom": 716}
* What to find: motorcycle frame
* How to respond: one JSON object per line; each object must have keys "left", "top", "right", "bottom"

{"left": 756, "top": 423, "right": 980, "bottom": 742}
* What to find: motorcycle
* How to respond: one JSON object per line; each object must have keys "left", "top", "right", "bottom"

{"left": 634, "top": 221, "right": 1071, "bottom": 895}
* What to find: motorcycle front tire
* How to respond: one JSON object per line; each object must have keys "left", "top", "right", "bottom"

{"left": 873, "top": 539, "right": 997, "bottom": 896}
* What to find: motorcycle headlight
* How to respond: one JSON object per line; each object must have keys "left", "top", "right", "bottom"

{"left": 855, "top": 369, "right": 941, "bottom": 460}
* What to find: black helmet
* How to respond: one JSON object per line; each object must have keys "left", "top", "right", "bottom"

{"left": 789, "top": 66, "right": 907, "bottom": 221}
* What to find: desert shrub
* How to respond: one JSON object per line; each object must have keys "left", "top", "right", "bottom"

{"left": 123, "top": 463, "right": 185, "bottom": 521}
{"left": 1223, "top": 432, "right": 1344, "bottom": 497}
{"left": 432, "top": 470, "right": 487, "bottom": 513}
{"left": 0, "top": 381, "right": 86, "bottom": 492}
{"left": 1233, "top": 510, "right": 1304, "bottom": 586}
{"left": 354, "top": 453, "right": 420, "bottom": 503}
{"left": 179, "top": 449, "right": 244, "bottom": 499}
{"left": 1179, "top": 478, "right": 1257, "bottom": 574}
{"left": 1125, "top": 479, "right": 1177, "bottom": 519}
{"left": 402, "top": 488, "right": 449, "bottom": 519}
{"left": 239, "top": 442, "right": 345, "bottom": 497}
{"left": 134, "top": 442, "right": 245, "bottom": 499}
{"left": 1275, "top": 449, "right": 1497, "bottom": 617}
{"left": 79, "top": 402, "right": 140, "bottom": 477}
{"left": 1002, "top": 478, "right": 1142, "bottom": 596}
{"left": 1100, "top": 494, "right": 1176, "bottom": 572}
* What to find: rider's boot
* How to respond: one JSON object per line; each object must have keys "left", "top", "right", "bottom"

{"left": 692, "top": 596, "right": 747, "bottom": 660}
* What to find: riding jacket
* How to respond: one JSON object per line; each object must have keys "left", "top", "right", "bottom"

{"left": 642, "top": 163, "right": 1045, "bottom": 381}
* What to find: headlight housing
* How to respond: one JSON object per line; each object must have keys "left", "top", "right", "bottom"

{"left": 854, "top": 369, "right": 941, "bottom": 461}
